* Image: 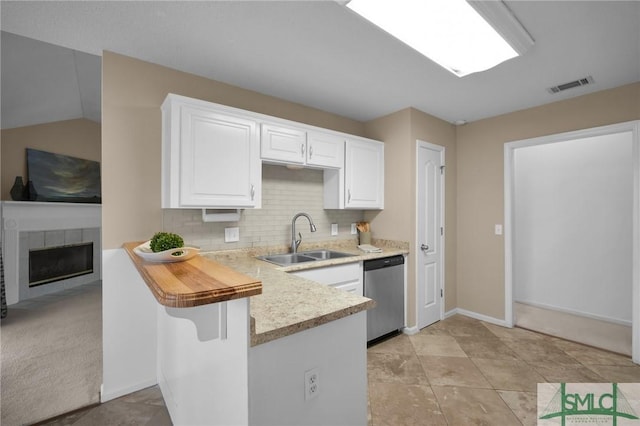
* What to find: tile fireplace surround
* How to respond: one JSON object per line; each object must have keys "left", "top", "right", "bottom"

{"left": 1, "top": 201, "right": 101, "bottom": 305}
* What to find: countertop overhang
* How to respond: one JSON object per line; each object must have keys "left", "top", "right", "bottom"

{"left": 123, "top": 239, "right": 408, "bottom": 346}
{"left": 123, "top": 241, "right": 262, "bottom": 307}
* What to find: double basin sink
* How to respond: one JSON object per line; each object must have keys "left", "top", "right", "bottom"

{"left": 258, "top": 249, "right": 356, "bottom": 266}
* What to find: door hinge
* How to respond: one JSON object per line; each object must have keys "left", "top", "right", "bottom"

{"left": 440, "top": 165, "right": 445, "bottom": 174}
{"left": 440, "top": 289, "right": 443, "bottom": 298}
{"left": 440, "top": 227, "right": 443, "bottom": 236}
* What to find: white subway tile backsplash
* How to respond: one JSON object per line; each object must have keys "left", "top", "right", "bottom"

{"left": 163, "top": 165, "right": 364, "bottom": 251}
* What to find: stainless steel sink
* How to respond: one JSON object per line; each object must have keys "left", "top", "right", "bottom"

{"left": 258, "top": 249, "right": 356, "bottom": 266}
{"left": 299, "top": 250, "right": 356, "bottom": 260}
{"left": 258, "top": 253, "right": 317, "bottom": 266}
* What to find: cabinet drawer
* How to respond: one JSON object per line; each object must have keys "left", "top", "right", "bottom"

{"left": 292, "top": 262, "right": 363, "bottom": 296}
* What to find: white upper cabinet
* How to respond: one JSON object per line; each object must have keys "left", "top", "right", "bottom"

{"left": 260, "top": 124, "right": 307, "bottom": 165}
{"left": 345, "top": 138, "right": 384, "bottom": 209}
{"left": 162, "top": 95, "right": 261, "bottom": 209}
{"left": 162, "top": 94, "right": 383, "bottom": 212}
{"left": 261, "top": 124, "right": 344, "bottom": 169}
{"left": 324, "top": 138, "right": 384, "bottom": 210}
{"left": 306, "top": 131, "right": 344, "bottom": 169}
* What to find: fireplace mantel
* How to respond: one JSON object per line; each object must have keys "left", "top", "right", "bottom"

{"left": 2, "top": 201, "right": 101, "bottom": 231}
{"left": 1, "top": 201, "right": 102, "bottom": 304}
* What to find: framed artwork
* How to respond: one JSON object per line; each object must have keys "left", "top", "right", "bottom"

{"left": 26, "top": 148, "right": 101, "bottom": 203}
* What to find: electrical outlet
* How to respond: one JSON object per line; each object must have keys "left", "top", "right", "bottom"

{"left": 331, "top": 223, "right": 338, "bottom": 236}
{"left": 224, "top": 227, "right": 240, "bottom": 242}
{"left": 350, "top": 223, "right": 357, "bottom": 235}
{"left": 304, "top": 368, "right": 319, "bottom": 401}
{"left": 494, "top": 224, "right": 503, "bottom": 235}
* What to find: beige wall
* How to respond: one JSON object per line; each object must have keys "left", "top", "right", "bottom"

{"left": 1, "top": 118, "right": 101, "bottom": 200}
{"left": 102, "top": 51, "right": 366, "bottom": 249}
{"left": 364, "top": 109, "right": 412, "bottom": 241}
{"left": 102, "top": 49, "right": 639, "bottom": 323}
{"left": 364, "top": 109, "right": 414, "bottom": 321}
{"left": 456, "top": 82, "right": 640, "bottom": 320}
{"left": 364, "top": 108, "right": 456, "bottom": 327}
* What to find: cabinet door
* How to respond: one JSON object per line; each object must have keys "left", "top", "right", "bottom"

{"left": 307, "top": 132, "right": 344, "bottom": 169}
{"left": 345, "top": 139, "right": 384, "bottom": 209}
{"left": 180, "top": 106, "right": 260, "bottom": 207}
{"left": 260, "top": 123, "right": 306, "bottom": 164}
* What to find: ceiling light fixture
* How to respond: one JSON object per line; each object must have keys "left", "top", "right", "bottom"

{"left": 343, "top": 0, "right": 534, "bottom": 77}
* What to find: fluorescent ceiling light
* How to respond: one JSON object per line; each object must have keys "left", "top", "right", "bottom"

{"left": 345, "top": 0, "right": 534, "bottom": 77}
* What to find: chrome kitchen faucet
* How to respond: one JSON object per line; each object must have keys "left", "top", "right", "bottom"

{"left": 291, "top": 213, "right": 316, "bottom": 253}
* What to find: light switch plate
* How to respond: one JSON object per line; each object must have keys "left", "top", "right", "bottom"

{"left": 494, "top": 224, "right": 503, "bottom": 235}
{"left": 351, "top": 223, "right": 357, "bottom": 235}
{"left": 225, "top": 227, "right": 240, "bottom": 242}
{"left": 331, "top": 223, "right": 338, "bottom": 236}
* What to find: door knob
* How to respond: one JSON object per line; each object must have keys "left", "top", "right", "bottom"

{"left": 420, "top": 244, "right": 429, "bottom": 251}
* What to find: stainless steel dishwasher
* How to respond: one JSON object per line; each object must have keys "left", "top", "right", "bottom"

{"left": 364, "top": 255, "right": 405, "bottom": 343}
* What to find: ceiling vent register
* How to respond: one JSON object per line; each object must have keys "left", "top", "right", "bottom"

{"left": 547, "top": 76, "right": 594, "bottom": 94}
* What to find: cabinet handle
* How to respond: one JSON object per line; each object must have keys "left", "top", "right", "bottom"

{"left": 348, "top": 189, "right": 351, "bottom": 203}
{"left": 250, "top": 184, "right": 255, "bottom": 201}
{"left": 309, "top": 145, "right": 313, "bottom": 159}
{"left": 301, "top": 144, "right": 305, "bottom": 157}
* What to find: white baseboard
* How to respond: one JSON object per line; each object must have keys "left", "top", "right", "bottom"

{"left": 455, "top": 308, "right": 510, "bottom": 328}
{"left": 515, "top": 300, "right": 632, "bottom": 327}
{"left": 444, "top": 308, "right": 458, "bottom": 319}
{"left": 402, "top": 326, "right": 419, "bottom": 335}
{"left": 100, "top": 379, "right": 158, "bottom": 403}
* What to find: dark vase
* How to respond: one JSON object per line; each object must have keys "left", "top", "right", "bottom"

{"left": 9, "top": 176, "right": 25, "bottom": 201}
{"left": 26, "top": 180, "right": 38, "bottom": 201}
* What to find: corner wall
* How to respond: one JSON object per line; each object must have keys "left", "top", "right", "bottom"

{"left": 456, "top": 82, "right": 640, "bottom": 321}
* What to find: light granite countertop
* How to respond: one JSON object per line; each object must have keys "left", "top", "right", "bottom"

{"left": 202, "top": 239, "right": 409, "bottom": 346}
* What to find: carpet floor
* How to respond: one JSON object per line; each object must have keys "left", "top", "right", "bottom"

{"left": 1, "top": 281, "right": 102, "bottom": 425}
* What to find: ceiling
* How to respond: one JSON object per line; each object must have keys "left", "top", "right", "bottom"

{"left": 1, "top": 32, "right": 101, "bottom": 129}
{"left": 1, "top": 0, "right": 639, "bottom": 128}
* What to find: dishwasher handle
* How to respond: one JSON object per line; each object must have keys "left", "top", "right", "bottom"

{"left": 364, "top": 255, "right": 404, "bottom": 271}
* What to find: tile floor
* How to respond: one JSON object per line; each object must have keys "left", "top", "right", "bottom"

{"left": 40, "top": 315, "right": 640, "bottom": 425}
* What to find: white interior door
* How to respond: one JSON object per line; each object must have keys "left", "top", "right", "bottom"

{"left": 417, "top": 141, "right": 444, "bottom": 329}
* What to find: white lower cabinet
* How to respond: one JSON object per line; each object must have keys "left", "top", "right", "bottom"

{"left": 292, "top": 262, "right": 363, "bottom": 296}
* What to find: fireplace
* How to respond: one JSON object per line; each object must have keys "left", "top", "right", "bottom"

{"left": 1, "top": 201, "right": 102, "bottom": 304}
{"left": 29, "top": 242, "right": 94, "bottom": 287}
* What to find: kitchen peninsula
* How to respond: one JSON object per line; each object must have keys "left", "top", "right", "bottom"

{"left": 123, "top": 240, "right": 407, "bottom": 425}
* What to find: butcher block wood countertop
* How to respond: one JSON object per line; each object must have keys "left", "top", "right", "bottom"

{"left": 123, "top": 241, "right": 262, "bottom": 308}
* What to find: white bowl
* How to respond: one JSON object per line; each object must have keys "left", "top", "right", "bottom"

{"left": 133, "top": 241, "right": 200, "bottom": 263}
